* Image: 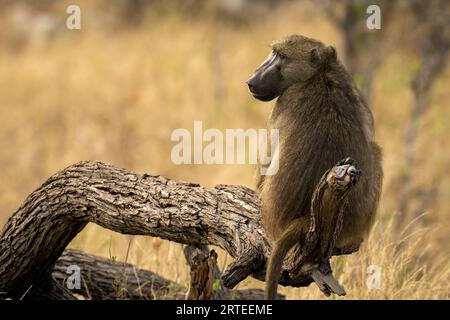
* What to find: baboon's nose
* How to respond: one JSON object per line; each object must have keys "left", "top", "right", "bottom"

{"left": 246, "top": 79, "right": 254, "bottom": 90}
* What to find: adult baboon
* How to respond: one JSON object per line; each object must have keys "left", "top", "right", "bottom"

{"left": 247, "top": 35, "right": 383, "bottom": 299}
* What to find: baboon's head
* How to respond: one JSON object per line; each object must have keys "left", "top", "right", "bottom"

{"left": 246, "top": 35, "right": 337, "bottom": 101}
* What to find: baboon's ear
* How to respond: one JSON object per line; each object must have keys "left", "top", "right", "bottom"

{"left": 310, "top": 48, "right": 321, "bottom": 64}
{"left": 327, "top": 46, "right": 337, "bottom": 61}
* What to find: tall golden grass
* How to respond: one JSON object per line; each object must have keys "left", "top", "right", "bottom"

{"left": 0, "top": 1, "right": 448, "bottom": 299}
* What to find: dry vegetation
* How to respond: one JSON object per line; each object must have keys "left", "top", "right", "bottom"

{"left": 0, "top": 0, "right": 448, "bottom": 299}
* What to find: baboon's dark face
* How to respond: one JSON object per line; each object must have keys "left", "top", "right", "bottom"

{"left": 246, "top": 51, "right": 284, "bottom": 101}
{"left": 247, "top": 35, "right": 334, "bottom": 102}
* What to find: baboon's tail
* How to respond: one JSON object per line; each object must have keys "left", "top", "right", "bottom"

{"left": 265, "top": 218, "right": 308, "bottom": 300}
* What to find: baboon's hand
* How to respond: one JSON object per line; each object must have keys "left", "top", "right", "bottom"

{"left": 327, "top": 158, "right": 361, "bottom": 189}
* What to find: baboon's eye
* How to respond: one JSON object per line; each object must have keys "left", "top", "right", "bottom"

{"left": 310, "top": 48, "right": 321, "bottom": 64}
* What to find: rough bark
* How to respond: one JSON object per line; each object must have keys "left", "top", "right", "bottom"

{"left": 0, "top": 159, "right": 360, "bottom": 299}
{"left": 52, "top": 248, "right": 270, "bottom": 300}
{"left": 53, "top": 249, "right": 184, "bottom": 300}
{"left": 186, "top": 247, "right": 218, "bottom": 300}
{"left": 183, "top": 245, "right": 285, "bottom": 300}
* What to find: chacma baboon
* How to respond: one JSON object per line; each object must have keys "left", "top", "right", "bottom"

{"left": 246, "top": 35, "right": 383, "bottom": 300}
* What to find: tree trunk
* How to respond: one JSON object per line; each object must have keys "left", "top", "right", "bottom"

{"left": 0, "top": 159, "right": 360, "bottom": 299}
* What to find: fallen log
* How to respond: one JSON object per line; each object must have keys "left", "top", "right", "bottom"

{"left": 53, "top": 248, "right": 273, "bottom": 300}
{"left": 0, "top": 159, "right": 360, "bottom": 299}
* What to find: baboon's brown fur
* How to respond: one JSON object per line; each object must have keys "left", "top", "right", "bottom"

{"left": 247, "top": 35, "right": 383, "bottom": 299}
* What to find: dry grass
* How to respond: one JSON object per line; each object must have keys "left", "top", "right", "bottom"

{"left": 0, "top": 1, "right": 448, "bottom": 299}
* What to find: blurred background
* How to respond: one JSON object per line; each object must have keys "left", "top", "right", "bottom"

{"left": 0, "top": 0, "right": 448, "bottom": 299}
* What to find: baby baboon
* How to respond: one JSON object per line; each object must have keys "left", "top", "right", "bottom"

{"left": 247, "top": 35, "right": 383, "bottom": 299}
